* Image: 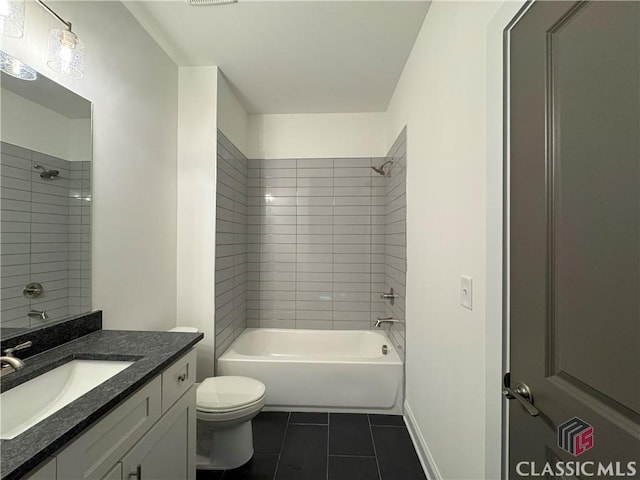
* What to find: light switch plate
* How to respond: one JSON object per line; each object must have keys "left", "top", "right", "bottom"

{"left": 460, "top": 275, "right": 472, "bottom": 310}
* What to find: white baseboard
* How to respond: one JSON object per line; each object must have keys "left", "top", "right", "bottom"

{"left": 404, "top": 399, "right": 442, "bottom": 480}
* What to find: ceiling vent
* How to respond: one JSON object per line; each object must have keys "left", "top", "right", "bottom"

{"left": 189, "top": 0, "right": 237, "bottom": 5}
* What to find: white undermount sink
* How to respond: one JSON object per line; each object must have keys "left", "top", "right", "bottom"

{"left": 0, "top": 359, "right": 133, "bottom": 439}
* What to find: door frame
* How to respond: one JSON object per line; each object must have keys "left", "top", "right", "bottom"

{"left": 486, "top": 1, "right": 529, "bottom": 478}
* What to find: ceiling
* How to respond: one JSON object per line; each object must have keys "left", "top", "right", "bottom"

{"left": 123, "top": 1, "right": 430, "bottom": 114}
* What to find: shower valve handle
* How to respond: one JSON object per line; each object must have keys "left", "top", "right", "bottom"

{"left": 380, "top": 288, "right": 399, "bottom": 305}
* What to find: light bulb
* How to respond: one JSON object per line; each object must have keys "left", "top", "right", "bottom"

{"left": 47, "top": 28, "right": 84, "bottom": 79}
{"left": 58, "top": 46, "right": 72, "bottom": 74}
{"left": 60, "top": 47, "right": 72, "bottom": 62}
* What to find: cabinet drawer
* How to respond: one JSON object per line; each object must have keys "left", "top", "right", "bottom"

{"left": 161, "top": 349, "right": 196, "bottom": 413}
{"left": 57, "top": 376, "right": 162, "bottom": 480}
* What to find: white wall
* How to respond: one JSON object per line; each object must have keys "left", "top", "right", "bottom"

{"left": 247, "top": 112, "right": 388, "bottom": 159}
{"left": 0, "top": 88, "right": 91, "bottom": 162}
{"left": 217, "top": 72, "right": 249, "bottom": 156}
{"left": 0, "top": 1, "right": 179, "bottom": 330}
{"left": 386, "top": 1, "right": 504, "bottom": 478}
{"left": 176, "top": 67, "right": 218, "bottom": 380}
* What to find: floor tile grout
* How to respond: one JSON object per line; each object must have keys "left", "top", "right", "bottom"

{"left": 328, "top": 454, "right": 377, "bottom": 458}
{"left": 288, "top": 422, "right": 328, "bottom": 426}
{"left": 368, "top": 414, "right": 384, "bottom": 480}
{"left": 326, "top": 413, "right": 331, "bottom": 480}
{"left": 271, "top": 411, "right": 291, "bottom": 480}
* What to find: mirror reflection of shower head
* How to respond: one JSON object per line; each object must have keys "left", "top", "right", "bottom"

{"left": 33, "top": 164, "right": 59, "bottom": 179}
{"left": 371, "top": 160, "right": 394, "bottom": 176}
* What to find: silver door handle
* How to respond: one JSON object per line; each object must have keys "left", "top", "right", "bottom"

{"left": 503, "top": 382, "right": 539, "bottom": 417}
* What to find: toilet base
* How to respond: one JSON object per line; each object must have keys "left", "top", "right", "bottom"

{"left": 196, "top": 420, "right": 254, "bottom": 470}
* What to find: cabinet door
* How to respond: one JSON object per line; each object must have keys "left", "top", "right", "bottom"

{"left": 121, "top": 386, "right": 196, "bottom": 480}
{"left": 24, "top": 458, "right": 56, "bottom": 480}
{"left": 57, "top": 377, "right": 162, "bottom": 480}
{"left": 101, "top": 463, "right": 122, "bottom": 480}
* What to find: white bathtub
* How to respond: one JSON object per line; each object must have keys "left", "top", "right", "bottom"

{"left": 217, "top": 328, "right": 403, "bottom": 414}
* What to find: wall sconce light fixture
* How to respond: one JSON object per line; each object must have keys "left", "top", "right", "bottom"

{"left": 0, "top": 0, "right": 25, "bottom": 38}
{"left": 36, "top": 0, "right": 84, "bottom": 79}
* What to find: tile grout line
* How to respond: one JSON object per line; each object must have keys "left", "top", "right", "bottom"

{"left": 328, "top": 454, "right": 378, "bottom": 458}
{"left": 326, "top": 412, "right": 331, "bottom": 480}
{"left": 368, "top": 414, "right": 384, "bottom": 480}
{"left": 367, "top": 423, "right": 406, "bottom": 428}
{"left": 271, "top": 411, "right": 291, "bottom": 480}
{"left": 288, "top": 422, "right": 328, "bottom": 426}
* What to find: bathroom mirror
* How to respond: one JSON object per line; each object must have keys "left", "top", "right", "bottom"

{"left": 0, "top": 69, "right": 92, "bottom": 340}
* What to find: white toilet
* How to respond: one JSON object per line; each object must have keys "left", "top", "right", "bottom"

{"left": 169, "top": 327, "right": 266, "bottom": 470}
{"left": 196, "top": 376, "right": 266, "bottom": 470}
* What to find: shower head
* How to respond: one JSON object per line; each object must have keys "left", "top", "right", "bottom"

{"left": 371, "top": 160, "right": 393, "bottom": 176}
{"left": 33, "top": 164, "right": 60, "bottom": 179}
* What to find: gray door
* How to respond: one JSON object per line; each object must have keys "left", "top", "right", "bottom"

{"left": 508, "top": 1, "right": 640, "bottom": 477}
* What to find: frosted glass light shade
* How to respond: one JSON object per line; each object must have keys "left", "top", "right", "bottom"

{"left": 0, "top": 50, "right": 36, "bottom": 80}
{"left": 47, "top": 28, "right": 84, "bottom": 79}
{"left": 0, "top": 0, "right": 25, "bottom": 38}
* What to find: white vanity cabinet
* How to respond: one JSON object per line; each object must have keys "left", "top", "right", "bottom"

{"left": 119, "top": 389, "right": 193, "bottom": 480}
{"left": 23, "top": 459, "right": 56, "bottom": 479}
{"left": 25, "top": 350, "right": 197, "bottom": 480}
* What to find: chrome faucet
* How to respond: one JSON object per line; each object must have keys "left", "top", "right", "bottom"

{"left": 375, "top": 317, "right": 402, "bottom": 328}
{"left": 0, "top": 341, "right": 32, "bottom": 376}
{"left": 0, "top": 356, "right": 25, "bottom": 376}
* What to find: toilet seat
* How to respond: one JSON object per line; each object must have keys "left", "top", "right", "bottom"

{"left": 197, "top": 376, "right": 266, "bottom": 420}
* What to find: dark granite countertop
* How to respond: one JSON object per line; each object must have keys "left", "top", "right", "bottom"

{"left": 0, "top": 329, "right": 203, "bottom": 480}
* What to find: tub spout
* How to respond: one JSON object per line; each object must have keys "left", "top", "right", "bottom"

{"left": 27, "top": 310, "right": 48, "bottom": 320}
{"left": 375, "top": 317, "right": 402, "bottom": 328}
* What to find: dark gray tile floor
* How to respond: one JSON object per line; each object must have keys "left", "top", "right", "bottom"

{"left": 196, "top": 412, "right": 427, "bottom": 480}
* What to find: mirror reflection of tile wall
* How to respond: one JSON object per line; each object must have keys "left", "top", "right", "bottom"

{"left": 0, "top": 141, "right": 91, "bottom": 332}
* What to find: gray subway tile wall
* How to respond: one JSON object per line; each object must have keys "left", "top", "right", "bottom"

{"left": 382, "top": 128, "right": 407, "bottom": 361}
{"left": 215, "top": 131, "right": 248, "bottom": 366}
{"left": 213, "top": 130, "right": 406, "bottom": 360}
{"left": 0, "top": 141, "right": 91, "bottom": 329}
{"left": 246, "top": 153, "right": 405, "bottom": 334}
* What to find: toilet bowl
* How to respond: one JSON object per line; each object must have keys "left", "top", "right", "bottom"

{"left": 196, "top": 376, "right": 266, "bottom": 470}
{"left": 168, "top": 327, "right": 266, "bottom": 470}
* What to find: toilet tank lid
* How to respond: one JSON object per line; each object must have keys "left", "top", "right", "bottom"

{"left": 169, "top": 326, "right": 199, "bottom": 333}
